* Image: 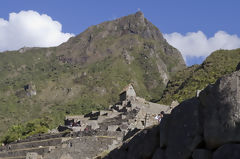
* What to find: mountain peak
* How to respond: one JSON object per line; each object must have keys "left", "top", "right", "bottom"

{"left": 57, "top": 12, "right": 186, "bottom": 68}
{"left": 134, "top": 11, "right": 144, "bottom": 21}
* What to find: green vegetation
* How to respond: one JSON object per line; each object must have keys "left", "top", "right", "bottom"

{"left": 160, "top": 49, "right": 240, "bottom": 104}
{"left": 0, "top": 36, "right": 182, "bottom": 138}
{"left": 0, "top": 118, "right": 50, "bottom": 144}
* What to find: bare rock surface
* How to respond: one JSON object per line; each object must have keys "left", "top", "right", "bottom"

{"left": 164, "top": 98, "right": 203, "bottom": 159}
{"left": 192, "top": 149, "right": 212, "bottom": 159}
{"left": 105, "top": 125, "right": 160, "bottom": 159}
{"left": 199, "top": 70, "right": 240, "bottom": 149}
{"left": 213, "top": 144, "right": 240, "bottom": 159}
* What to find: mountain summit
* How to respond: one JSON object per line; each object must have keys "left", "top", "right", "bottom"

{"left": 0, "top": 12, "right": 185, "bottom": 136}
{"left": 57, "top": 11, "right": 185, "bottom": 69}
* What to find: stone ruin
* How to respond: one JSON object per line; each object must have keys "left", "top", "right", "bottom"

{"left": 0, "top": 84, "right": 174, "bottom": 159}
{"left": 58, "top": 84, "right": 173, "bottom": 134}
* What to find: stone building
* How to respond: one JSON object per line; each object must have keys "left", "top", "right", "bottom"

{"left": 119, "top": 84, "right": 136, "bottom": 102}
{"left": 64, "top": 115, "right": 84, "bottom": 126}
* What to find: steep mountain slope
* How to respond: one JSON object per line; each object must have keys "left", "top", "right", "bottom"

{"left": 0, "top": 11, "right": 185, "bottom": 137}
{"left": 160, "top": 48, "right": 240, "bottom": 104}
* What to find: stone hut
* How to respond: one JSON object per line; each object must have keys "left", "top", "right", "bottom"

{"left": 64, "top": 115, "right": 84, "bottom": 126}
{"left": 119, "top": 84, "right": 136, "bottom": 102}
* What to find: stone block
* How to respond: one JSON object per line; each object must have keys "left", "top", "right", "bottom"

{"left": 121, "top": 114, "right": 126, "bottom": 119}
{"left": 107, "top": 125, "right": 119, "bottom": 131}
{"left": 26, "top": 152, "right": 42, "bottom": 159}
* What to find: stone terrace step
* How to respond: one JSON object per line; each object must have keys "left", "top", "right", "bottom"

{"left": 5, "top": 138, "right": 64, "bottom": 151}
{"left": 0, "top": 156, "right": 25, "bottom": 159}
{"left": 11, "top": 132, "right": 70, "bottom": 144}
{"left": 0, "top": 132, "right": 71, "bottom": 152}
{"left": 0, "top": 147, "right": 51, "bottom": 158}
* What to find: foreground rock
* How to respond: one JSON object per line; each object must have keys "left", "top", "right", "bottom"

{"left": 105, "top": 125, "right": 160, "bottom": 159}
{"left": 105, "top": 68, "right": 240, "bottom": 159}
{"left": 213, "top": 144, "right": 240, "bottom": 159}
{"left": 199, "top": 70, "right": 240, "bottom": 149}
{"left": 163, "top": 98, "right": 202, "bottom": 159}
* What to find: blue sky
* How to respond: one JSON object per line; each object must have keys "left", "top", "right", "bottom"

{"left": 0, "top": 0, "right": 240, "bottom": 65}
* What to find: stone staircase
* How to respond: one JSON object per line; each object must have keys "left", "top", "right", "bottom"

{"left": 0, "top": 133, "right": 71, "bottom": 159}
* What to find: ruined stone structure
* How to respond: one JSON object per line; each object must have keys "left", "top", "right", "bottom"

{"left": 0, "top": 84, "right": 172, "bottom": 159}
{"left": 119, "top": 84, "right": 136, "bottom": 102}
{"left": 0, "top": 132, "right": 71, "bottom": 159}
{"left": 59, "top": 84, "right": 172, "bottom": 133}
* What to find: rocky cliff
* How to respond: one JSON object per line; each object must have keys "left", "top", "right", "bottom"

{"left": 0, "top": 11, "right": 185, "bottom": 138}
{"left": 105, "top": 63, "right": 240, "bottom": 159}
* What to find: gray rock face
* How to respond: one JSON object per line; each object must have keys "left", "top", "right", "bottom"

{"left": 213, "top": 144, "right": 240, "bottom": 159}
{"left": 152, "top": 148, "right": 165, "bottom": 159}
{"left": 164, "top": 98, "right": 203, "bottom": 159}
{"left": 192, "top": 149, "right": 212, "bottom": 159}
{"left": 199, "top": 70, "right": 240, "bottom": 149}
{"left": 159, "top": 114, "right": 171, "bottom": 148}
{"left": 105, "top": 125, "right": 160, "bottom": 159}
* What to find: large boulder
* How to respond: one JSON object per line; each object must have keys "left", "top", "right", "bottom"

{"left": 152, "top": 148, "right": 165, "bottom": 159}
{"left": 199, "top": 70, "right": 240, "bottom": 149}
{"left": 159, "top": 114, "right": 171, "bottom": 148}
{"left": 192, "top": 149, "right": 212, "bottom": 159}
{"left": 213, "top": 144, "right": 240, "bottom": 159}
{"left": 105, "top": 125, "right": 160, "bottom": 159}
{"left": 162, "top": 98, "right": 203, "bottom": 159}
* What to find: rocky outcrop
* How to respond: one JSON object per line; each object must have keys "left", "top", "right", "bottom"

{"left": 161, "top": 98, "right": 203, "bottom": 159}
{"left": 199, "top": 70, "right": 240, "bottom": 149}
{"left": 105, "top": 66, "right": 240, "bottom": 159}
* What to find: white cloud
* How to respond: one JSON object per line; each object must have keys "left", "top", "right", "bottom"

{"left": 164, "top": 31, "right": 240, "bottom": 61}
{"left": 0, "top": 10, "right": 74, "bottom": 52}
